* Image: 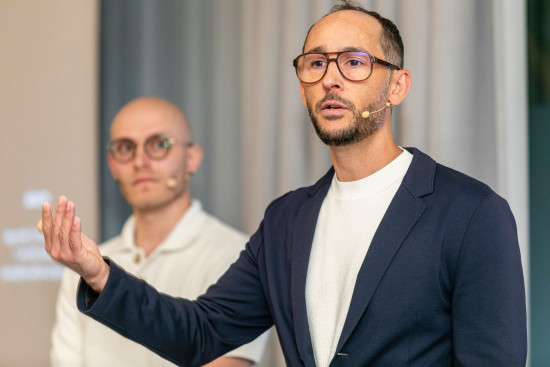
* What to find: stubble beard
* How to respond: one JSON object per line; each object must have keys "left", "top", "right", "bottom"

{"left": 308, "top": 90, "right": 389, "bottom": 147}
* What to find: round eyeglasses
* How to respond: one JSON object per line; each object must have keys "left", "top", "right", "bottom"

{"left": 292, "top": 50, "right": 400, "bottom": 84}
{"left": 107, "top": 134, "right": 193, "bottom": 163}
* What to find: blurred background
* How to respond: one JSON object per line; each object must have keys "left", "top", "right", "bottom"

{"left": 1, "top": 0, "right": 548, "bottom": 366}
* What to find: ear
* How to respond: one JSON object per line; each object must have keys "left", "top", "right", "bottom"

{"left": 186, "top": 144, "right": 203, "bottom": 175}
{"left": 299, "top": 81, "right": 308, "bottom": 108}
{"left": 107, "top": 153, "right": 119, "bottom": 181}
{"left": 387, "top": 69, "right": 411, "bottom": 107}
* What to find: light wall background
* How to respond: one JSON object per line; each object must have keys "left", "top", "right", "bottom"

{"left": 0, "top": 0, "right": 99, "bottom": 365}
{"left": 0, "top": 0, "right": 535, "bottom": 366}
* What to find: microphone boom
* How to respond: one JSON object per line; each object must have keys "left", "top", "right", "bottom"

{"left": 362, "top": 102, "right": 391, "bottom": 119}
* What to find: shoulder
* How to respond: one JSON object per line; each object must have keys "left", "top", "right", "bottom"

{"left": 263, "top": 167, "right": 334, "bottom": 220}
{"left": 199, "top": 212, "right": 249, "bottom": 245}
{"left": 404, "top": 147, "right": 499, "bottom": 207}
{"left": 405, "top": 148, "right": 515, "bottom": 250}
{"left": 434, "top": 162, "right": 495, "bottom": 200}
{"left": 431, "top": 163, "right": 517, "bottom": 241}
{"left": 185, "top": 210, "right": 251, "bottom": 267}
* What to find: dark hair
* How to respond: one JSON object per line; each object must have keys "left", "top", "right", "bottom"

{"left": 302, "top": 0, "right": 404, "bottom": 68}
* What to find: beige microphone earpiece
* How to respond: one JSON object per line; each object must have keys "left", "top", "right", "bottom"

{"left": 166, "top": 178, "right": 177, "bottom": 189}
{"left": 362, "top": 102, "right": 391, "bottom": 119}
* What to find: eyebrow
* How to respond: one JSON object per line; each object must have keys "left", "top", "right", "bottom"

{"left": 305, "top": 46, "right": 366, "bottom": 54}
{"left": 110, "top": 133, "right": 166, "bottom": 142}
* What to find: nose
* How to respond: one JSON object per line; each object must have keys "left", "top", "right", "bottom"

{"left": 321, "top": 58, "right": 343, "bottom": 91}
{"left": 132, "top": 144, "right": 151, "bottom": 169}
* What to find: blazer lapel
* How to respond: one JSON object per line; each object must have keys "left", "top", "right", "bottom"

{"left": 291, "top": 169, "right": 333, "bottom": 366}
{"left": 336, "top": 148, "right": 435, "bottom": 352}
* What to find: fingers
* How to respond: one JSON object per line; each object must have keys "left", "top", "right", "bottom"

{"left": 43, "top": 196, "right": 76, "bottom": 258}
{"left": 61, "top": 200, "right": 75, "bottom": 250}
{"left": 49, "top": 196, "right": 67, "bottom": 257}
{"left": 41, "top": 201, "right": 53, "bottom": 253}
{"left": 69, "top": 215, "right": 82, "bottom": 252}
{"left": 53, "top": 196, "right": 67, "bottom": 243}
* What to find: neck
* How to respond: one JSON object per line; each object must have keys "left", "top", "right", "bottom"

{"left": 329, "top": 123, "right": 401, "bottom": 182}
{"left": 133, "top": 194, "right": 191, "bottom": 256}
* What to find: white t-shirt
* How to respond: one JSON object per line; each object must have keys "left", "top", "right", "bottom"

{"left": 51, "top": 200, "right": 269, "bottom": 367}
{"left": 306, "top": 150, "right": 413, "bottom": 367}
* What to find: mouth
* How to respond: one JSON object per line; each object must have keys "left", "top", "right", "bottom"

{"left": 132, "top": 177, "right": 157, "bottom": 186}
{"left": 321, "top": 101, "right": 347, "bottom": 111}
{"left": 319, "top": 100, "right": 350, "bottom": 119}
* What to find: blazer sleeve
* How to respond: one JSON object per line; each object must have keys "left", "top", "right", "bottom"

{"left": 76, "top": 226, "right": 274, "bottom": 367}
{"left": 451, "top": 193, "right": 527, "bottom": 366}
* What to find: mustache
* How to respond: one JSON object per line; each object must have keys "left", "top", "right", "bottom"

{"left": 315, "top": 92, "right": 356, "bottom": 112}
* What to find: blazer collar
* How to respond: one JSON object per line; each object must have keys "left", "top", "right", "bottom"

{"left": 336, "top": 147, "right": 435, "bottom": 351}
{"left": 292, "top": 147, "right": 437, "bottom": 363}
{"left": 400, "top": 147, "right": 435, "bottom": 198}
{"left": 306, "top": 147, "right": 435, "bottom": 198}
{"left": 291, "top": 167, "right": 333, "bottom": 366}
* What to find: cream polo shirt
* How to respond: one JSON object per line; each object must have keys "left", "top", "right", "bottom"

{"left": 51, "top": 200, "right": 269, "bottom": 366}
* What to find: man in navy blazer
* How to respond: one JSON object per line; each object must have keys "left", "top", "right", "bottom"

{"left": 41, "top": 1, "right": 527, "bottom": 366}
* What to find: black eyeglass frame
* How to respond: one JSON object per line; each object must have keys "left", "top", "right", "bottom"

{"left": 107, "top": 134, "right": 193, "bottom": 163}
{"left": 292, "top": 50, "right": 401, "bottom": 84}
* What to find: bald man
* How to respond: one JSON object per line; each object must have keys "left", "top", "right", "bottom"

{"left": 50, "top": 97, "right": 269, "bottom": 367}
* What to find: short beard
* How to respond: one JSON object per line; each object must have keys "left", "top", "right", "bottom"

{"left": 308, "top": 89, "right": 389, "bottom": 147}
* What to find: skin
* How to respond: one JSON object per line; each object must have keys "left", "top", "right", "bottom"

{"left": 299, "top": 10, "right": 411, "bottom": 182}
{"left": 41, "top": 10, "right": 411, "bottom": 366}
{"left": 42, "top": 97, "right": 252, "bottom": 367}
{"left": 108, "top": 97, "right": 202, "bottom": 256}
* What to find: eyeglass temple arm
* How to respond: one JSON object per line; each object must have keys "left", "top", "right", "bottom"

{"left": 373, "top": 57, "right": 401, "bottom": 70}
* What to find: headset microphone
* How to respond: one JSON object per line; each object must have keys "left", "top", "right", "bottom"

{"left": 361, "top": 102, "right": 391, "bottom": 119}
{"left": 166, "top": 177, "right": 177, "bottom": 189}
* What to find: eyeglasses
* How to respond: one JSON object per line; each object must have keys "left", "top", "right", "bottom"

{"left": 292, "top": 50, "right": 400, "bottom": 84}
{"left": 107, "top": 134, "right": 193, "bottom": 163}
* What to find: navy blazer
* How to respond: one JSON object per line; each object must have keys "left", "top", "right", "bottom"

{"left": 79, "top": 148, "right": 527, "bottom": 366}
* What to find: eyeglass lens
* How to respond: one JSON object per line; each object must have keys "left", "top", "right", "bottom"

{"left": 295, "top": 51, "right": 373, "bottom": 83}
{"left": 109, "top": 135, "right": 172, "bottom": 162}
